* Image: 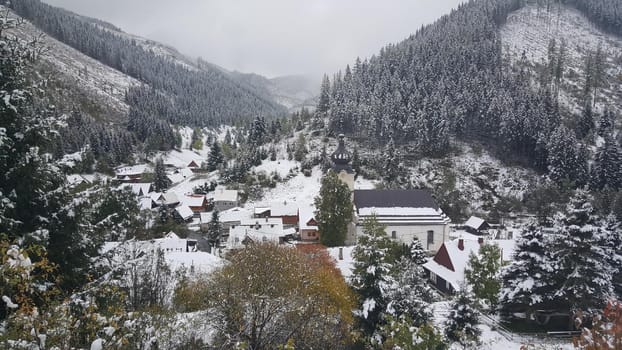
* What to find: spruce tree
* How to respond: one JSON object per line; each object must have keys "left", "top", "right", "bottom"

{"left": 154, "top": 157, "right": 171, "bottom": 192}
{"left": 383, "top": 135, "right": 400, "bottom": 185}
{"left": 444, "top": 287, "right": 481, "bottom": 347}
{"left": 207, "top": 140, "right": 224, "bottom": 171}
{"left": 550, "top": 190, "right": 616, "bottom": 313}
{"left": 207, "top": 210, "right": 222, "bottom": 250}
{"left": 384, "top": 253, "right": 435, "bottom": 326}
{"left": 409, "top": 236, "right": 428, "bottom": 266}
{"left": 351, "top": 215, "right": 396, "bottom": 333}
{"left": 499, "top": 221, "right": 555, "bottom": 320}
{"left": 314, "top": 172, "right": 353, "bottom": 247}
{"left": 591, "top": 134, "right": 622, "bottom": 191}
{"left": 546, "top": 126, "right": 584, "bottom": 186}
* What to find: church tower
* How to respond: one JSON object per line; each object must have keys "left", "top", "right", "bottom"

{"left": 330, "top": 134, "right": 355, "bottom": 191}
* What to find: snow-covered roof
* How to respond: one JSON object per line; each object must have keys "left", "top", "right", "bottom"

{"left": 167, "top": 173, "right": 185, "bottom": 185}
{"left": 175, "top": 205, "right": 194, "bottom": 221}
{"left": 157, "top": 192, "right": 180, "bottom": 205}
{"left": 213, "top": 188, "right": 238, "bottom": 202}
{"left": 464, "top": 216, "right": 487, "bottom": 230}
{"left": 118, "top": 183, "right": 152, "bottom": 196}
{"left": 300, "top": 217, "right": 318, "bottom": 230}
{"left": 228, "top": 220, "right": 286, "bottom": 249}
{"left": 180, "top": 195, "right": 205, "bottom": 207}
{"left": 165, "top": 252, "right": 224, "bottom": 273}
{"left": 269, "top": 201, "right": 299, "bottom": 216}
{"left": 178, "top": 167, "right": 194, "bottom": 178}
{"left": 161, "top": 150, "right": 202, "bottom": 169}
{"left": 139, "top": 197, "right": 155, "bottom": 210}
{"left": 66, "top": 174, "right": 91, "bottom": 186}
{"left": 356, "top": 206, "right": 450, "bottom": 226}
{"left": 358, "top": 207, "right": 441, "bottom": 217}
{"left": 219, "top": 207, "right": 250, "bottom": 223}
{"left": 423, "top": 238, "right": 517, "bottom": 291}
{"left": 115, "top": 164, "right": 148, "bottom": 176}
{"left": 254, "top": 207, "right": 271, "bottom": 215}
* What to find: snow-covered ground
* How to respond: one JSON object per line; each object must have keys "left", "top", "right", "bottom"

{"left": 500, "top": 3, "right": 622, "bottom": 115}
{"left": 432, "top": 301, "right": 574, "bottom": 349}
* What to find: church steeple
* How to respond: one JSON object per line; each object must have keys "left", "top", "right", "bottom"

{"left": 331, "top": 134, "right": 353, "bottom": 173}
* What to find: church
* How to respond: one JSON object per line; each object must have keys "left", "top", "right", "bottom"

{"left": 330, "top": 135, "right": 451, "bottom": 252}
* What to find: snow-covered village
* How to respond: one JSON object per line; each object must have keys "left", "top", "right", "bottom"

{"left": 2, "top": 0, "right": 622, "bottom": 349}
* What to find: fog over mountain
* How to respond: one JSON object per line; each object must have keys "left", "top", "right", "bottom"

{"left": 42, "top": 0, "right": 465, "bottom": 77}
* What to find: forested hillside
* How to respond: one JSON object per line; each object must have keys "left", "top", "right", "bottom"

{"left": 316, "top": 0, "right": 622, "bottom": 195}
{"left": 8, "top": 0, "right": 287, "bottom": 128}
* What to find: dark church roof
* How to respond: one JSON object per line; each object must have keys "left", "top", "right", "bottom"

{"left": 331, "top": 134, "right": 354, "bottom": 174}
{"left": 353, "top": 189, "right": 439, "bottom": 210}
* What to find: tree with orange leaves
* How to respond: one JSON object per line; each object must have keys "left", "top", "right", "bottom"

{"left": 574, "top": 300, "right": 622, "bottom": 349}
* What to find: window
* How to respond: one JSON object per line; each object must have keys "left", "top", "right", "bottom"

{"left": 430, "top": 272, "right": 437, "bottom": 284}
{"left": 391, "top": 231, "right": 397, "bottom": 239}
{"left": 427, "top": 230, "right": 434, "bottom": 245}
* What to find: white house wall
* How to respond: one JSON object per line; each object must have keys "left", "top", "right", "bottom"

{"left": 355, "top": 222, "right": 449, "bottom": 252}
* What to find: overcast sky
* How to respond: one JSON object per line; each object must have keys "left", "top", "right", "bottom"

{"left": 43, "top": 0, "right": 465, "bottom": 78}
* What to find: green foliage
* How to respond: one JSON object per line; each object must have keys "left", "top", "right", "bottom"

{"left": 351, "top": 215, "right": 397, "bottom": 333}
{"left": 314, "top": 171, "right": 353, "bottom": 247}
{"left": 377, "top": 316, "right": 447, "bottom": 350}
{"left": 444, "top": 287, "right": 481, "bottom": 347}
{"left": 464, "top": 243, "right": 502, "bottom": 309}
{"left": 153, "top": 157, "right": 171, "bottom": 192}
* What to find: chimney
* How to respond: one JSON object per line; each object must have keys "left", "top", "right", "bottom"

{"left": 478, "top": 237, "right": 484, "bottom": 245}
{"left": 458, "top": 238, "right": 464, "bottom": 251}
{"left": 339, "top": 247, "right": 343, "bottom": 260}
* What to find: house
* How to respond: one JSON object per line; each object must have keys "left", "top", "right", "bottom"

{"left": 213, "top": 187, "right": 239, "bottom": 212}
{"left": 174, "top": 205, "right": 194, "bottom": 222}
{"left": 187, "top": 160, "right": 200, "bottom": 169}
{"left": 200, "top": 206, "right": 250, "bottom": 232}
{"left": 180, "top": 195, "right": 208, "bottom": 215}
{"left": 115, "top": 164, "right": 148, "bottom": 183}
{"left": 464, "top": 216, "right": 490, "bottom": 235}
{"left": 155, "top": 192, "right": 180, "bottom": 207}
{"left": 422, "top": 237, "right": 515, "bottom": 294}
{"left": 119, "top": 183, "right": 153, "bottom": 197}
{"left": 227, "top": 217, "right": 287, "bottom": 249}
{"left": 353, "top": 189, "right": 451, "bottom": 252}
{"left": 300, "top": 217, "right": 319, "bottom": 241}
{"left": 177, "top": 167, "right": 195, "bottom": 179}
{"left": 66, "top": 174, "right": 93, "bottom": 188}
{"left": 139, "top": 197, "right": 157, "bottom": 210}
{"left": 167, "top": 173, "right": 185, "bottom": 185}
{"left": 155, "top": 231, "right": 197, "bottom": 253}
{"left": 253, "top": 207, "right": 271, "bottom": 218}
{"left": 268, "top": 201, "right": 299, "bottom": 227}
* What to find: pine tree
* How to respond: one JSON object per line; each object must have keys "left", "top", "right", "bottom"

{"left": 207, "top": 141, "right": 224, "bottom": 171}
{"left": 591, "top": 134, "right": 622, "bottom": 191}
{"left": 499, "top": 221, "right": 556, "bottom": 320}
{"left": 351, "top": 215, "right": 395, "bottom": 333}
{"left": 153, "top": 157, "right": 171, "bottom": 192}
{"left": 444, "top": 287, "right": 481, "bottom": 347}
{"left": 547, "top": 126, "right": 584, "bottom": 186}
{"left": 550, "top": 190, "right": 616, "bottom": 314}
{"left": 384, "top": 254, "right": 435, "bottom": 326}
{"left": 409, "top": 237, "right": 428, "bottom": 266}
{"left": 464, "top": 243, "right": 502, "bottom": 309}
{"left": 314, "top": 172, "right": 353, "bottom": 247}
{"left": 206, "top": 210, "right": 222, "bottom": 250}
{"left": 383, "top": 135, "right": 401, "bottom": 185}
{"left": 319, "top": 144, "right": 331, "bottom": 173}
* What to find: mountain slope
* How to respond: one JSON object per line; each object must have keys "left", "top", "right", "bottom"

{"left": 8, "top": 0, "right": 288, "bottom": 127}
{"left": 500, "top": 2, "right": 622, "bottom": 115}
{"left": 2, "top": 5, "right": 138, "bottom": 122}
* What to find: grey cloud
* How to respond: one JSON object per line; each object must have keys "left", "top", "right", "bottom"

{"left": 43, "top": 0, "right": 465, "bottom": 78}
